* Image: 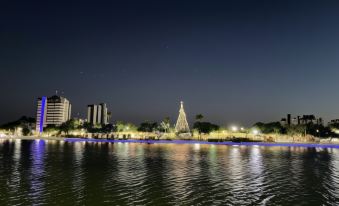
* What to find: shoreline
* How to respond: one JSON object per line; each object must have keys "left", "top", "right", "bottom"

{"left": 1, "top": 136, "right": 339, "bottom": 149}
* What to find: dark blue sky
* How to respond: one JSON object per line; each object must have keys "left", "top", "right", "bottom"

{"left": 1, "top": 0, "right": 339, "bottom": 126}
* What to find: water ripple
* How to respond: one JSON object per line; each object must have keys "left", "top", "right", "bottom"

{"left": 1, "top": 140, "right": 339, "bottom": 205}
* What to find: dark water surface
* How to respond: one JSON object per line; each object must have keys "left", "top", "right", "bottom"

{"left": 1, "top": 139, "right": 339, "bottom": 206}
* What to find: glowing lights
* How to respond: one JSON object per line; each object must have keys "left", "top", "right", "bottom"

{"left": 252, "top": 129, "right": 259, "bottom": 135}
{"left": 62, "top": 138, "right": 339, "bottom": 149}
{"left": 231, "top": 126, "right": 238, "bottom": 132}
{"left": 231, "top": 126, "right": 246, "bottom": 132}
{"left": 194, "top": 143, "right": 200, "bottom": 150}
{"left": 39, "top": 96, "right": 47, "bottom": 133}
{"left": 15, "top": 127, "right": 23, "bottom": 136}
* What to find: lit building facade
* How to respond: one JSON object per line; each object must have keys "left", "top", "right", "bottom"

{"left": 87, "top": 103, "right": 109, "bottom": 125}
{"left": 36, "top": 95, "right": 72, "bottom": 133}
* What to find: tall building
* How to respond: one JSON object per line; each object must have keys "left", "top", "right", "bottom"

{"left": 36, "top": 95, "right": 72, "bottom": 133}
{"left": 87, "top": 103, "right": 109, "bottom": 125}
{"left": 175, "top": 101, "right": 190, "bottom": 133}
{"left": 287, "top": 114, "right": 291, "bottom": 125}
{"left": 281, "top": 114, "right": 294, "bottom": 125}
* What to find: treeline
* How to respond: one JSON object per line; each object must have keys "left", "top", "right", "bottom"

{"left": 3, "top": 116, "right": 339, "bottom": 138}
{"left": 46, "top": 119, "right": 217, "bottom": 136}
{"left": 0, "top": 116, "right": 35, "bottom": 136}
{"left": 0, "top": 114, "right": 222, "bottom": 136}
{"left": 253, "top": 122, "right": 338, "bottom": 137}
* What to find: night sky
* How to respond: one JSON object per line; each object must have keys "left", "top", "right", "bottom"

{"left": 1, "top": 0, "right": 339, "bottom": 126}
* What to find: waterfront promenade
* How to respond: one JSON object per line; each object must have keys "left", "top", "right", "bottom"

{"left": 2, "top": 136, "right": 339, "bottom": 149}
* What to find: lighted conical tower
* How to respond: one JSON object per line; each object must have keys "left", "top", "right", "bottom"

{"left": 175, "top": 101, "right": 190, "bottom": 133}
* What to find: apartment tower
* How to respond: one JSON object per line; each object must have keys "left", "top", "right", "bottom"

{"left": 36, "top": 95, "right": 72, "bottom": 133}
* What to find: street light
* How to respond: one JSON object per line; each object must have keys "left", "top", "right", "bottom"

{"left": 252, "top": 129, "right": 259, "bottom": 135}
{"left": 231, "top": 126, "right": 238, "bottom": 132}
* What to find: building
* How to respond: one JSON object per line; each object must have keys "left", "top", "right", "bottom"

{"left": 328, "top": 119, "right": 339, "bottom": 126}
{"left": 87, "top": 103, "right": 109, "bottom": 125}
{"left": 36, "top": 95, "right": 72, "bottom": 133}
{"left": 281, "top": 114, "right": 293, "bottom": 125}
{"left": 280, "top": 114, "right": 323, "bottom": 126}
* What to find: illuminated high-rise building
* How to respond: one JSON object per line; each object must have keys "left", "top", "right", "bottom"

{"left": 36, "top": 95, "right": 72, "bottom": 133}
{"left": 87, "top": 103, "right": 109, "bottom": 125}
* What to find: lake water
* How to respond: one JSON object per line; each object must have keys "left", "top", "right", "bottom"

{"left": 1, "top": 139, "right": 339, "bottom": 205}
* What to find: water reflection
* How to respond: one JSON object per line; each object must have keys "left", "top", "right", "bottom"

{"left": 165, "top": 145, "right": 193, "bottom": 205}
{"left": 7, "top": 140, "right": 21, "bottom": 199}
{"left": 0, "top": 140, "right": 339, "bottom": 205}
{"left": 29, "top": 140, "right": 46, "bottom": 204}
{"left": 71, "top": 142, "right": 85, "bottom": 204}
{"left": 249, "top": 146, "right": 264, "bottom": 200}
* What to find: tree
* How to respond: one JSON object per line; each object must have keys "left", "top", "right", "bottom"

{"left": 22, "top": 127, "right": 30, "bottom": 136}
{"left": 125, "top": 123, "right": 138, "bottom": 132}
{"left": 83, "top": 122, "right": 92, "bottom": 132}
{"left": 194, "top": 114, "right": 205, "bottom": 139}
{"left": 102, "top": 124, "right": 114, "bottom": 133}
{"left": 304, "top": 123, "right": 333, "bottom": 138}
{"left": 330, "top": 123, "right": 339, "bottom": 130}
{"left": 160, "top": 117, "right": 170, "bottom": 133}
{"left": 59, "top": 119, "right": 78, "bottom": 135}
{"left": 193, "top": 122, "right": 220, "bottom": 139}
{"left": 44, "top": 124, "right": 59, "bottom": 136}
{"left": 138, "top": 121, "right": 158, "bottom": 132}
{"left": 286, "top": 125, "right": 306, "bottom": 137}
{"left": 195, "top": 114, "right": 204, "bottom": 122}
{"left": 115, "top": 121, "right": 125, "bottom": 132}
{"left": 253, "top": 122, "right": 284, "bottom": 134}
{"left": 0, "top": 116, "right": 35, "bottom": 130}
{"left": 115, "top": 121, "right": 137, "bottom": 132}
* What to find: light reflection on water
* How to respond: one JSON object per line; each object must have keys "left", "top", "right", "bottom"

{"left": 0, "top": 140, "right": 339, "bottom": 205}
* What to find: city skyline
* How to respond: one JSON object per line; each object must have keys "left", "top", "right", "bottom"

{"left": 6, "top": 93, "right": 337, "bottom": 128}
{"left": 2, "top": 0, "right": 339, "bottom": 125}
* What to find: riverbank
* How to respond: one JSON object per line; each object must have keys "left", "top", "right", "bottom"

{"left": 2, "top": 136, "right": 339, "bottom": 149}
